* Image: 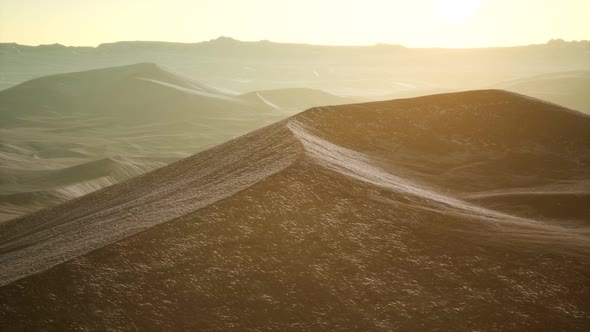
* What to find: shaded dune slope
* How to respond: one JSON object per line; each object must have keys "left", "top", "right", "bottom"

{"left": 1, "top": 90, "right": 589, "bottom": 330}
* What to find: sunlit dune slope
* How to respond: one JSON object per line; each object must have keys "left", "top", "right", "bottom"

{"left": 1, "top": 90, "right": 589, "bottom": 331}
{"left": 0, "top": 64, "right": 352, "bottom": 221}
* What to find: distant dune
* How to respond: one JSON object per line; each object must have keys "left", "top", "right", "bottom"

{"left": 241, "top": 88, "right": 352, "bottom": 111}
{"left": 1, "top": 90, "right": 589, "bottom": 330}
{"left": 2, "top": 38, "right": 589, "bottom": 100}
{"left": 0, "top": 63, "right": 353, "bottom": 221}
{"left": 494, "top": 71, "right": 590, "bottom": 113}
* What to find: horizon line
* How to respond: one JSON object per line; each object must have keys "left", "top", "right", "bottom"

{"left": 1, "top": 36, "right": 589, "bottom": 50}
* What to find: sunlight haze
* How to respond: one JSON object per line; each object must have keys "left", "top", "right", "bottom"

{"left": 1, "top": 0, "right": 590, "bottom": 330}
{"left": 1, "top": 0, "right": 589, "bottom": 47}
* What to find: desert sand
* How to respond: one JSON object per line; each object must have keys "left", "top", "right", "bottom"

{"left": 1, "top": 90, "right": 588, "bottom": 330}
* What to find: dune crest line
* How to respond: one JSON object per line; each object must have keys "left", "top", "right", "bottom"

{"left": 0, "top": 123, "right": 301, "bottom": 287}
{"left": 287, "top": 119, "right": 590, "bottom": 255}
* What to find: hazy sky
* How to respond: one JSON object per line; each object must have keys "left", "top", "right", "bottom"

{"left": 1, "top": 0, "right": 589, "bottom": 47}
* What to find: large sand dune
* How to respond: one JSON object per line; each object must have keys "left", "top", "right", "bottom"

{"left": 1, "top": 90, "right": 589, "bottom": 330}
{"left": 0, "top": 64, "right": 352, "bottom": 221}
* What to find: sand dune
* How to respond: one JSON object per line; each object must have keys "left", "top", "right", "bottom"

{"left": 1, "top": 90, "right": 589, "bottom": 330}
{"left": 0, "top": 62, "right": 254, "bottom": 124}
{"left": 494, "top": 71, "right": 590, "bottom": 113}
{"left": 241, "top": 88, "right": 353, "bottom": 111}
{"left": 0, "top": 157, "right": 160, "bottom": 221}
{"left": 0, "top": 64, "right": 352, "bottom": 221}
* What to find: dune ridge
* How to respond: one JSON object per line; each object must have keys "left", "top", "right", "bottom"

{"left": 288, "top": 119, "right": 590, "bottom": 253}
{"left": 0, "top": 90, "right": 589, "bottom": 330}
{"left": 1, "top": 89, "right": 589, "bottom": 283}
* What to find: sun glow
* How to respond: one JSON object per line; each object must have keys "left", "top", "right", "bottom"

{"left": 433, "top": 0, "right": 482, "bottom": 23}
{"left": 1, "top": 0, "right": 589, "bottom": 48}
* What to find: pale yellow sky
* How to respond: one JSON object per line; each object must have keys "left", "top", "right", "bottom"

{"left": 0, "top": 0, "right": 589, "bottom": 47}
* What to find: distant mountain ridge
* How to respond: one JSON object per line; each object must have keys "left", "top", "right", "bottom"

{"left": 2, "top": 37, "right": 589, "bottom": 99}
{"left": 1, "top": 37, "right": 588, "bottom": 50}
